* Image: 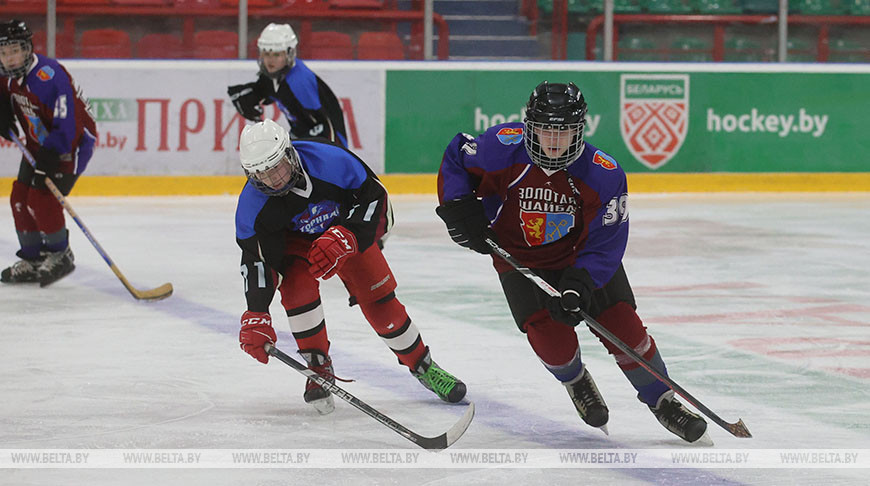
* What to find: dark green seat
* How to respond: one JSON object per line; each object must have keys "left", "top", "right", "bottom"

{"left": 791, "top": 0, "right": 845, "bottom": 14}
{"left": 538, "top": 0, "right": 553, "bottom": 15}
{"left": 617, "top": 34, "right": 662, "bottom": 61}
{"left": 567, "top": 32, "right": 603, "bottom": 60}
{"left": 644, "top": 0, "right": 693, "bottom": 13}
{"left": 828, "top": 38, "right": 868, "bottom": 63}
{"left": 692, "top": 0, "right": 742, "bottom": 13}
{"left": 741, "top": 0, "right": 778, "bottom": 13}
{"left": 614, "top": 0, "right": 644, "bottom": 13}
{"left": 724, "top": 36, "right": 765, "bottom": 62}
{"left": 670, "top": 36, "right": 712, "bottom": 61}
{"left": 845, "top": 0, "right": 870, "bottom": 14}
{"left": 786, "top": 36, "right": 817, "bottom": 62}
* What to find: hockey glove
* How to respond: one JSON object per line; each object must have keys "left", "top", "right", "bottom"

{"left": 227, "top": 82, "right": 264, "bottom": 121}
{"left": 33, "top": 147, "right": 61, "bottom": 175}
{"left": 239, "top": 311, "right": 277, "bottom": 364}
{"left": 546, "top": 267, "right": 595, "bottom": 326}
{"left": 1, "top": 95, "right": 17, "bottom": 142}
{"left": 435, "top": 194, "right": 497, "bottom": 255}
{"left": 308, "top": 226, "right": 358, "bottom": 280}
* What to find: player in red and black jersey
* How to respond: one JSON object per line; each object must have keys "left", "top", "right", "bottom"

{"left": 436, "top": 81, "right": 708, "bottom": 443}
{"left": 0, "top": 19, "right": 97, "bottom": 286}
{"left": 234, "top": 119, "right": 465, "bottom": 414}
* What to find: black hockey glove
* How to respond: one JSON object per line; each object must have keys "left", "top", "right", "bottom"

{"left": 435, "top": 194, "right": 496, "bottom": 255}
{"left": 0, "top": 94, "right": 17, "bottom": 142}
{"left": 227, "top": 82, "right": 264, "bottom": 121}
{"left": 33, "top": 147, "right": 61, "bottom": 175}
{"left": 546, "top": 267, "right": 595, "bottom": 326}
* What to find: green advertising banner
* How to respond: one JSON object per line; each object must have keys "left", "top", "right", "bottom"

{"left": 385, "top": 69, "right": 870, "bottom": 173}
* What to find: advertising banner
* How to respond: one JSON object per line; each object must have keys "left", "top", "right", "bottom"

{"left": 0, "top": 61, "right": 385, "bottom": 177}
{"left": 385, "top": 69, "right": 870, "bottom": 173}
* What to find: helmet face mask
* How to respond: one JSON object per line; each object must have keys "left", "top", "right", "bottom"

{"left": 240, "top": 119, "right": 303, "bottom": 196}
{"left": 523, "top": 81, "right": 588, "bottom": 170}
{"left": 257, "top": 23, "right": 298, "bottom": 79}
{"left": 0, "top": 19, "right": 33, "bottom": 79}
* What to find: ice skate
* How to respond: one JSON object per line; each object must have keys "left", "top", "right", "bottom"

{"left": 299, "top": 349, "right": 335, "bottom": 415}
{"left": 1, "top": 253, "right": 45, "bottom": 284}
{"left": 649, "top": 390, "right": 710, "bottom": 444}
{"left": 38, "top": 247, "right": 75, "bottom": 287}
{"left": 565, "top": 367, "right": 609, "bottom": 435}
{"left": 411, "top": 349, "right": 467, "bottom": 403}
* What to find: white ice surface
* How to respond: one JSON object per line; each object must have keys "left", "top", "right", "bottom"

{"left": 1, "top": 193, "right": 869, "bottom": 485}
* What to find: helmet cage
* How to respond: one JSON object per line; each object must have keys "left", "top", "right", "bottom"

{"left": 524, "top": 121, "right": 585, "bottom": 170}
{"left": 245, "top": 146, "right": 302, "bottom": 197}
{"left": 523, "top": 81, "right": 588, "bottom": 170}
{"left": 0, "top": 20, "right": 33, "bottom": 79}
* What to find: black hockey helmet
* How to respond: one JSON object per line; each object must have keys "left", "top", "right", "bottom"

{"left": 0, "top": 19, "right": 34, "bottom": 79}
{"left": 524, "top": 81, "right": 588, "bottom": 170}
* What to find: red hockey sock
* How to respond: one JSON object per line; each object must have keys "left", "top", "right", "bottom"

{"left": 589, "top": 301, "right": 658, "bottom": 371}
{"left": 524, "top": 309, "right": 580, "bottom": 366}
{"left": 359, "top": 293, "right": 426, "bottom": 368}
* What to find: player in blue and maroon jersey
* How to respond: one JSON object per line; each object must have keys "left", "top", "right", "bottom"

{"left": 0, "top": 19, "right": 97, "bottom": 286}
{"left": 233, "top": 119, "right": 465, "bottom": 414}
{"left": 436, "top": 81, "right": 708, "bottom": 443}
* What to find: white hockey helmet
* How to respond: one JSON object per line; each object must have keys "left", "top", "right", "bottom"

{"left": 239, "top": 119, "right": 302, "bottom": 196}
{"left": 257, "top": 23, "right": 297, "bottom": 77}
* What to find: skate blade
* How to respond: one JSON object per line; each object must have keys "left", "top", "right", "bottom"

{"left": 690, "top": 431, "right": 714, "bottom": 447}
{"left": 309, "top": 395, "right": 335, "bottom": 415}
{"left": 598, "top": 424, "right": 609, "bottom": 436}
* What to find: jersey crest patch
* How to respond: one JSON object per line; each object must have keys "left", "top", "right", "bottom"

{"left": 593, "top": 151, "right": 618, "bottom": 170}
{"left": 520, "top": 209, "right": 574, "bottom": 246}
{"left": 292, "top": 200, "right": 340, "bottom": 235}
{"left": 36, "top": 66, "right": 55, "bottom": 81}
{"left": 496, "top": 127, "right": 523, "bottom": 145}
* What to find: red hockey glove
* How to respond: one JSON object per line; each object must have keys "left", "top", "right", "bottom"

{"left": 308, "top": 226, "right": 358, "bottom": 280}
{"left": 239, "top": 311, "right": 277, "bottom": 364}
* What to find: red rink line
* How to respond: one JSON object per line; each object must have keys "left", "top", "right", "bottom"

{"left": 649, "top": 304, "right": 870, "bottom": 327}
{"left": 728, "top": 338, "right": 870, "bottom": 379}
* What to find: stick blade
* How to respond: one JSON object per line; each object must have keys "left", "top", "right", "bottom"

{"left": 417, "top": 402, "right": 475, "bottom": 450}
{"left": 129, "top": 282, "right": 174, "bottom": 301}
{"left": 727, "top": 418, "right": 752, "bottom": 438}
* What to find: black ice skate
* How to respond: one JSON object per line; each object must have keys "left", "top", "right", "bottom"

{"left": 411, "top": 349, "right": 467, "bottom": 403}
{"left": 649, "top": 390, "right": 709, "bottom": 444}
{"left": 299, "top": 349, "right": 335, "bottom": 415}
{"left": 565, "top": 367, "right": 609, "bottom": 435}
{"left": 38, "top": 247, "right": 75, "bottom": 287}
{"left": 1, "top": 252, "right": 45, "bottom": 284}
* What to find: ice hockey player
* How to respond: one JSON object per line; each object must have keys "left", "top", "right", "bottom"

{"left": 227, "top": 23, "right": 347, "bottom": 147}
{"left": 234, "top": 119, "right": 465, "bottom": 414}
{"left": 435, "top": 81, "right": 709, "bottom": 443}
{"left": 0, "top": 19, "right": 97, "bottom": 286}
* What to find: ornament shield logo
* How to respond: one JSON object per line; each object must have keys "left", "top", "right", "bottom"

{"left": 620, "top": 74, "right": 689, "bottom": 170}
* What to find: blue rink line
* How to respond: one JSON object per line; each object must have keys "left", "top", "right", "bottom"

{"left": 34, "top": 256, "right": 748, "bottom": 485}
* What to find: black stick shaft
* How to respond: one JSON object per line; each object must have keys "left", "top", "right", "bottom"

{"left": 485, "top": 238, "right": 751, "bottom": 438}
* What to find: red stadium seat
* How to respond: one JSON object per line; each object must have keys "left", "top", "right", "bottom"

{"left": 192, "top": 30, "right": 238, "bottom": 59}
{"left": 174, "top": 0, "right": 221, "bottom": 6}
{"left": 136, "top": 33, "right": 185, "bottom": 59}
{"left": 220, "top": 0, "right": 275, "bottom": 5}
{"left": 356, "top": 31, "right": 405, "bottom": 60}
{"left": 79, "top": 29, "right": 133, "bottom": 59}
{"left": 32, "top": 30, "right": 76, "bottom": 59}
{"left": 304, "top": 31, "right": 354, "bottom": 60}
{"left": 58, "top": 0, "right": 110, "bottom": 5}
{"left": 112, "top": 0, "right": 172, "bottom": 5}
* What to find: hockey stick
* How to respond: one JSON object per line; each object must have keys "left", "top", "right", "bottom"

{"left": 485, "top": 237, "right": 752, "bottom": 438}
{"left": 264, "top": 343, "right": 475, "bottom": 450}
{"left": 8, "top": 130, "right": 173, "bottom": 301}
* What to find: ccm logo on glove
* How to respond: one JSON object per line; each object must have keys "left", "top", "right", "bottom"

{"left": 239, "top": 310, "right": 277, "bottom": 364}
